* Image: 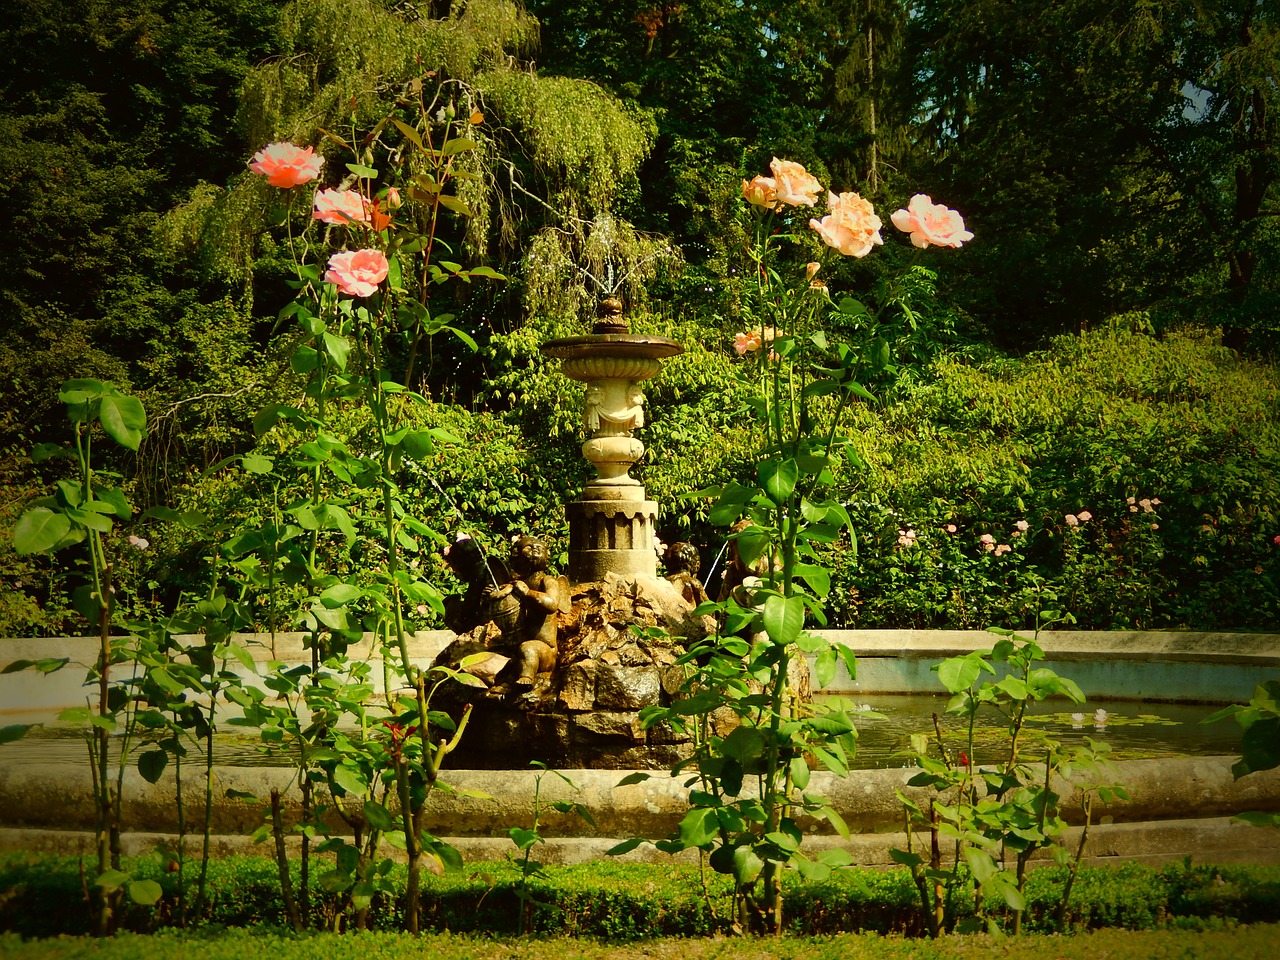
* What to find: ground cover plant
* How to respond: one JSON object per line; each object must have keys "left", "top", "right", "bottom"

{"left": 2, "top": 855, "right": 1279, "bottom": 940}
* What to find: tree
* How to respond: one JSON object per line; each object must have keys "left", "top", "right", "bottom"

{"left": 909, "top": 0, "right": 1280, "bottom": 348}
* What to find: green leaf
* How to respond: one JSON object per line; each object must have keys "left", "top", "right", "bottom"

{"left": 345, "top": 162, "right": 379, "bottom": 178}
{"left": 332, "top": 763, "right": 368, "bottom": 796}
{"left": 401, "top": 431, "right": 434, "bottom": 460}
{"left": 963, "top": 846, "right": 999, "bottom": 884}
{"left": 606, "top": 838, "right": 644, "bottom": 856}
{"left": 364, "top": 800, "right": 396, "bottom": 832}
{"left": 98, "top": 393, "right": 146, "bottom": 450}
{"left": 95, "top": 868, "right": 129, "bottom": 891}
{"left": 12, "top": 507, "right": 71, "bottom": 555}
{"left": 441, "top": 137, "right": 477, "bottom": 155}
{"left": 324, "top": 332, "right": 351, "bottom": 371}
{"left": 758, "top": 458, "right": 799, "bottom": 505}
{"left": 319, "top": 583, "right": 362, "bottom": 607}
{"left": 936, "top": 653, "right": 987, "bottom": 694}
{"left": 508, "top": 826, "right": 540, "bottom": 852}
{"left": 138, "top": 750, "right": 168, "bottom": 784}
{"left": 731, "top": 844, "right": 763, "bottom": 883}
{"left": 0, "top": 724, "right": 34, "bottom": 744}
{"left": 678, "top": 807, "right": 719, "bottom": 848}
{"left": 762, "top": 595, "right": 805, "bottom": 646}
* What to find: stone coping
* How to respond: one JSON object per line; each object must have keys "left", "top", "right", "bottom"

{"left": 6, "top": 630, "right": 1279, "bottom": 667}
{"left": 2, "top": 757, "right": 1276, "bottom": 838}
{"left": 5, "top": 816, "right": 1279, "bottom": 868}
{"left": 2, "top": 758, "right": 1278, "bottom": 868}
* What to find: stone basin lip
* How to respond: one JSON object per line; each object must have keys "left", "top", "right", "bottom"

{"left": 540, "top": 333, "right": 684, "bottom": 361}
{"left": 825, "top": 629, "right": 1280, "bottom": 668}
{"left": 8, "top": 629, "right": 1275, "bottom": 667}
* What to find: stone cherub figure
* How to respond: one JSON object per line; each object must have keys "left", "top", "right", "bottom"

{"left": 486, "top": 535, "right": 571, "bottom": 686}
{"left": 437, "top": 534, "right": 571, "bottom": 689}
{"left": 663, "top": 541, "right": 710, "bottom": 607}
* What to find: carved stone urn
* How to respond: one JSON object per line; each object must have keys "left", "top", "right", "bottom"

{"left": 540, "top": 300, "right": 682, "bottom": 584}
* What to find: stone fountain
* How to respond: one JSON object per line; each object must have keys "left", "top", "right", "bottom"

{"left": 430, "top": 299, "right": 719, "bottom": 769}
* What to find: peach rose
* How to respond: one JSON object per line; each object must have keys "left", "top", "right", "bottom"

{"left": 324, "top": 249, "right": 389, "bottom": 298}
{"left": 809, "top": 191, "right": 884, "bottom": 258}
{"left": 313, "top": 189, "right": 368, "bottom": 225}
{"left": 890, "top": 194, "right": 974, "bottom": 249}
{"left": 313, "top": 189, "right": 394, "bottom": 230}
{"left": 248, "top": 142, "right": 323, "bottom": 188}
{"left": 732, "top": 326, "right": 778, "bottom": 355}
{"left": 769, "top": 157, "right": 822, "bottom": 208}
{"left": 742, "top": 175, "right": 779, "bottom": 209}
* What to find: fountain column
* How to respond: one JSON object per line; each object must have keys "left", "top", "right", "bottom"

{"left": 540, "top": 303, "right": 683, "bottom": 584}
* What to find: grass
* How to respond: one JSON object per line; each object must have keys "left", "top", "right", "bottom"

{"left": 2, "top": 925, "right": 1279, "bottom": 960}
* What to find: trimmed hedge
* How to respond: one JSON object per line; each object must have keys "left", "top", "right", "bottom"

{"left": 2, "top": 854, "right": 1277, "bottom": 940}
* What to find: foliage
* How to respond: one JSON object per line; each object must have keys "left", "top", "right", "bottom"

{"left": 892, "top": 622, "right": 1130, "bottom": 936}
{"left": 827, "top": 327, "right": 1280, "bottom": 630}
{"left": 1204, "top": 678, "right": 1280, "bottom": 827}
{"left": 3, "top": 853, "right": 1280, "bottom": 941}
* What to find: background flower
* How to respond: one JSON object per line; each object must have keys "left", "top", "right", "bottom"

{"left": 248, "top": 142, "right": 323, "bottom": 188}
{"left": 890, "top": 194, "right": 974, "bottom": 249}
{"left": 742, "top": 175, "right": 779, "bottom": 209}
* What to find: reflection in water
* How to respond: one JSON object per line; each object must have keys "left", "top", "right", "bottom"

{"left": 834, "top": 694, "right": 1243, "bottom": 768}
{"left": 2, "top": 694, "right": 1244, "bottom": 771}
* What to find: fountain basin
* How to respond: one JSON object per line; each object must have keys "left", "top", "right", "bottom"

{"left": 2, "top": 631, "right": 1278, "bottom": 867}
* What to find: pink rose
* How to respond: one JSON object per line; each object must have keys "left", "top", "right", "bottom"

{"left": 313, "top": 189, "right": 368, "bottom": 225}
{"left": 742, "top": 175, "right": 779, "bottom": 210}
{"left": 313, "top": 189, "right": 393, "bottom": 230}
{"left": 1014, "top": 519, "right": 1030, "bottom": 532}
{"left": 325, "top": 249, "right": 389, "bottom": 298}
{"left": 248, "top": 142, "right": 323, "bottom": 188}
{"left": 890, "top": 194, "right": 974, "bottom": 249}
{"left": 994, "top": 543, "right": 1011, "bottom": 556}
{"left": 1077, "top": 510, "right": 1093, "bottom": 522}
{"left": 1273, "top": 535, "right": 1280, "bottom": 546}
{"left": 809, "top": 191, "right": 884, "bottom": 258}
{"left": 944, "top": 523, "right": 957, "bottom": 534}
{"left": 383, "top": 186, "right": 402, "bottom": 208}
{"left": 1065, "top": 514, "right": 1079, "bottom": 527}
{"left": 769, "top": 158, "right": 823, "bottom": 208}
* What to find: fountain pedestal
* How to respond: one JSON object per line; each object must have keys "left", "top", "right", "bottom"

{"left": 540, "top": 330, "right": 683, "bottom": 584}
{"left": 431, "top": 315, "right": 709, "bottom": 769}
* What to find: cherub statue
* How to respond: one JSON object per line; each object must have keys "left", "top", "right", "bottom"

{"left": 441, "top": 535, "right": 513, "bottom": 635}
{"left": 664, "top": 541, "right": 710, "bottom": 606}
{"left": 485, "top": 535, "right": 571, "bottom": 686}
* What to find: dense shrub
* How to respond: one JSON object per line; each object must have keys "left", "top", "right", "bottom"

{"left": 827, "top": 328, "right": 1280, "bottom": 630}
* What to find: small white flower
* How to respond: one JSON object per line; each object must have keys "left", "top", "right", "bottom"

{"left": 127, "top": 534, "right": 150, "bottom": 551}
{"left": 1093, "top": 708, "right": 1108, "bottom": 726}
{"left": 1071, "top": 712, "right": 1085, "bottom": 728}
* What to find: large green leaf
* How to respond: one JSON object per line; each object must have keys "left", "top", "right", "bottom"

{"left": 12, "top": 507, "right": 71, "bottom": 555}
{"left": 677, "top": 806, "right": 719, "bottom": 848}
{"left": 762, "top": 595, "right": 805, "bottom": 646}
{"left": 98, "top": 392, "right": 146, "bottom": 450}
{"left": 759, "top": 457, "right": 799, "bottom": 505}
